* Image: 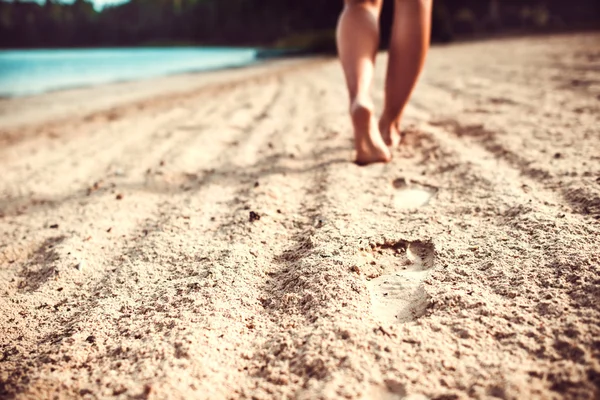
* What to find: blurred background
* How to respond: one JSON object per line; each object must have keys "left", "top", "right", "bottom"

{"left": 1, "top": 0, "right": 599, "bottom": 51}
{"left": 0, "top": 0, "right": 598, "bottom": 96}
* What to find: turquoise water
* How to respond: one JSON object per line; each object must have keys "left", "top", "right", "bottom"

{"left": 0, "top": 47, "right": 258, "bottom": 97}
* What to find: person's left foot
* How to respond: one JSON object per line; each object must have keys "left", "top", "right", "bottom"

{"left": 379, "top": 114, "right": 402, "bottom": 148}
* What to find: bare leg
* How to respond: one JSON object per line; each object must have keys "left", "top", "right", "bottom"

{"left": 337, "top": 0, "right": 391, "bottom": 165}
{"left": 380, "top": 0, "right": 433, "bottom": 147}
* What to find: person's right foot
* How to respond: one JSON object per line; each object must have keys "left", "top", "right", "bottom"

{"left": 350, "top": 100, "right": 392, "bottom": 166}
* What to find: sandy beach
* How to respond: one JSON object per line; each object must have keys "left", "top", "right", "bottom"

{"left": 1, "top": 33, "right": 599, "bottom": 399}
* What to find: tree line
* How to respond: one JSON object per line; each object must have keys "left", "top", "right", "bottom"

{"left": 0, "top": 0, "right": 598, "bottom": 50}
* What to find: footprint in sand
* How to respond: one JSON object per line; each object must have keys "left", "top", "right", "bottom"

{"left": 365, "top": 240, "right": 435, "bottom": 324}
{"left": 392, "top": 178, "right": 437, "bottom": 209}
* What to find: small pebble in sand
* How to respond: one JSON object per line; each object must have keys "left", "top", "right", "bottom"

{"left": 49, "top": 224, "right": 59, "bottom": 229}
{"left": 87, "top": 181, "right": 102, "bottom": 195}
{"left": 116, "top": 194, "right": 123, "bottom": 200}
{"left": 249, "top": 211, "right": 261, "bottom": 222}
{"left": 392, "top": 177, "right": 408, "bottom": 189}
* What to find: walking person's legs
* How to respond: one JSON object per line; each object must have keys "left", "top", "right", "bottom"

{"left": 337, "top": 0, "right": 391, "bottom": 165}
{"left": 379, "top": 0, "right": 433, "bottom": 147}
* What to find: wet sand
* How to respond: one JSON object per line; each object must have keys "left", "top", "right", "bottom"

{"left": 1, "top": 33, "right": 599, "bottom": 399}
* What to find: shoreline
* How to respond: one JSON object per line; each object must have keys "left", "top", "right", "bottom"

{"left": 0, "top": 58, "right": 264, "bottom": 100}
{"left": 0, "top": 47, "right": 264, "bottom": 99}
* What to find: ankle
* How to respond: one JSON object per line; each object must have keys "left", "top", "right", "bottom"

{"left": 350, "top": 96, "right": 374, "bottom": 113}
{"left": 379, "top": 111, "right": 402, "bottom": 130}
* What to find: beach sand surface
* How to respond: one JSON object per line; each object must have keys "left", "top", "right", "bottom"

{"left": 1, "top": 33, "right": 599, "bottom": 399}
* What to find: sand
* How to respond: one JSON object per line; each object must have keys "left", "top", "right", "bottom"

{"left": 0, "top": 33, "right": 599, "bottom": 400}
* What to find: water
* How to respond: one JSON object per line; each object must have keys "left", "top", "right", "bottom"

{"left": 0, "top": 47, "right": 258, "bottom": 97}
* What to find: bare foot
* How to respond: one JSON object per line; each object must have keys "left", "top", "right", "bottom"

{"left": 379, "top": 113, "right": 402, "bottom": 148}
{"left": 350, "top": 100, "right": 391, "bottom": 166}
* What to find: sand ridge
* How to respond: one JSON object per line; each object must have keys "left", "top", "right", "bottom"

{"left": 1, "top": 33, "right": 599, "bottom": 399}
